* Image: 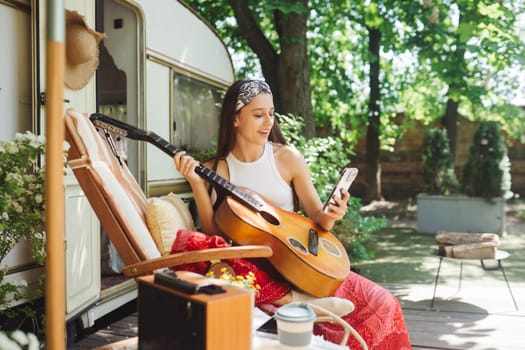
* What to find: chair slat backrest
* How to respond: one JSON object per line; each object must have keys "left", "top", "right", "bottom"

{"left": 64, "top": 109, "right": 161, "bottom": 265}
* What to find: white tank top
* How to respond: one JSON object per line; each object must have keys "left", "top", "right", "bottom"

{"left": 226, "top": 142, "right": 295, "bottom": 212}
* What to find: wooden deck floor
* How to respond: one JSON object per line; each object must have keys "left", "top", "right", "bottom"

{"left": 70, "top": 204, "right": 525, "bottom": 349}
{"left": 68, "top": 202, "right": 525, "bottom": 350}
{"left": 69, "top": 278, "right": 524, "bottom": 350}
{"left": 389, "top": 282, "right": 524, "bottom": 350}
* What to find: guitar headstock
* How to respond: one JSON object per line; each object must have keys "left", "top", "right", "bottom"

{"left": 89, "top": 113, "right": 149, "bottom": 141}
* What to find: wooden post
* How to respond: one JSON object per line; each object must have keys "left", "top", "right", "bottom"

{"left": 45, "top": 1, "right": 66, "bottom": 348}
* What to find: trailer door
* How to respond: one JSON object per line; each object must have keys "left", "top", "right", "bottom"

{"left": 37, "top": 0, "right": 101, "bottom": 319}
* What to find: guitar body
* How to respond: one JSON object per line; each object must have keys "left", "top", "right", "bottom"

{"left": 214, "top": 190, "right": 350, "bottom": 298}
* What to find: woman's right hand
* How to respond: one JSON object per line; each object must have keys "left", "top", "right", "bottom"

{"left": 173, "top": 152, "right": 217, "bottom": 234}
{"left": 173, "top": 151, "right": 205, "bottom": 187}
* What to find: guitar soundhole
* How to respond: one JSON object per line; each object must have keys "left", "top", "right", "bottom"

{"left": 320, "top": 238, "right": 342, "bottom": 257}
{"left": 287, "top": 238, "right": 308, "bottom": 255}
{"left": 259, "top": 211, "right": 280, "bottom": 225}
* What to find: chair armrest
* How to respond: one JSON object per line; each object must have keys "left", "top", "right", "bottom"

{"left": 122, "top": 245, "right": 273, "bottom": 277}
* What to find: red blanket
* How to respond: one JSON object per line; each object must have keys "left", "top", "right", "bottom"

{"left": 171, "top": 230, "right": 412, "bottom": 350}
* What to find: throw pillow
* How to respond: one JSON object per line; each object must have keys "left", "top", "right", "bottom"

{"left": 146, "top": 193, "right": 195, "bottom": 255}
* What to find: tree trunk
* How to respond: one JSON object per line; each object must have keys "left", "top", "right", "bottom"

{"left": 228, "top": 0, "right": 314, "bottom": 138}
{"left": 364, "top": 27, "right": 383, "bottom": 202}
{"left": 441, "top": 8, "right": 466, "bottom": 163}
{"left": 226, "top": 0, "right": 279, "bottom": 97}
{"left": 274, "top": 1, "right": 314, "bottom": 138}
{"left": 442, "top": 98, "right": 460, "bottom": 161}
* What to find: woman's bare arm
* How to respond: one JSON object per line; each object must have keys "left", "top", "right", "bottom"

{"left": 274, "top": 145, "right": 348, "bottom": 231}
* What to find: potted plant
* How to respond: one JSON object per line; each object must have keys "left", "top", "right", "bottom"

{"left": 417, "top": 122, "right": 511, "bottom": 235}
{"left": 0, "top": 132, "right": 46, "bottom": 328}
{"left": 461, "top": 121, "right": 512, "bottom": 200}
{"left": 420, "top": 128, "right": 458, "bottom": 196}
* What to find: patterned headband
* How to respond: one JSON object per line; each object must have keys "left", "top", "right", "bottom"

{"left": 235, "top": 80, "right": 272, "bottom": 112}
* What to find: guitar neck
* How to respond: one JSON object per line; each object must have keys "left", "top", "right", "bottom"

{"left": 89, "top": 113, "right": 263, "bottom": 211}
{"left": 195, "top": 166, "right": 263, "bottom": 211}
{"left": 143, "top": 131, "right": 180, "bottom": 158}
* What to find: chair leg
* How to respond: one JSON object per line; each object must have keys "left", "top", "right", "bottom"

{"left": 498, "top": 261, "right": 519, "bottom": 311}
{"left": 431, "top": 257, "right": 443, "bottom": 308}
{"left": 457, "top": 262, "right": 463, "bottom": 293}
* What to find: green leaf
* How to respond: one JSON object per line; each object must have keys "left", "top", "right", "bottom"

{"left": 458, "top": 22, "right": 476, "bottom": 43}
{"left": 479, "top": 3, "right": 505, "bottom": 19}
{"left": 260, "top": 0, "right": 307, "bottom": 15}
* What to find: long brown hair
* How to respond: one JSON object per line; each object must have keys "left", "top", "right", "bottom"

{"left": 214, "top": 79, "right": 288, "bottom": 161}
{"left": 210, "top": 80, "right": 299, "bottom": 211}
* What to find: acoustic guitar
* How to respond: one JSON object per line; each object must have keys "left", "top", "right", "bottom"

{"left": 89, "top": 113, "right": 350, "bottom": 297}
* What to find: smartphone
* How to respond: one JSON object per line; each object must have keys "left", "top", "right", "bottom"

{"left": 323, "top": 167, "right": 358, "bottom": 212}
{"left": 256, "top": 317, "right": 277, "bottom": 336}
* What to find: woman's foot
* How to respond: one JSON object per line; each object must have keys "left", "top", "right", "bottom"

{"left": 291, "top": 290, "right": 354, "bottom": 317}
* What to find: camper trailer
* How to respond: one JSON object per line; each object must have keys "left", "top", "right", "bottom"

{"left": 1, "top": 0, "right": 234, "bottom": 334}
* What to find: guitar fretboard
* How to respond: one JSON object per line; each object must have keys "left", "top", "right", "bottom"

{"left": 196, "top": 166, "right": 264, "bottom": 211}
{"left": 90, "top": 113, "right": 264, "bottom": 212}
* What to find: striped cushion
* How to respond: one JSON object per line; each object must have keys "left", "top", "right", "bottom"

{"left": 65, "top": 109, "right": 161, "bottom": 264}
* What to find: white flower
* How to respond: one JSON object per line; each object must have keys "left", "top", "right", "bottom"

{"left": 5, "top": 174, "right": 14, "bottom": 183}
{"left": 0, "top": 330, "right": 40, "bottom": 350}
{"left": 6, "top": 173, "right": 23, "bottom": 185}
{"left": 27, "top": 333, "right": 40, "bottom": 350}
{"left": 14, "top": 203, "right": 23, "bottom": 214}
{"left": 9, "top": 330, "right": 29, "bottom": 346}
{"left": 0, "top": 332, "right": 21, "bottom": 350}
{"left": 11, "top": 279, "right": 28, "bottom": 288}
{"left": 5, "top": 143, "right": 18, "bottom": 154}
{"left": 1, "top": 131, "right": 51, "bottom": 316}
{"left": 25, "top": 174, "right": 36, "bottom": 182}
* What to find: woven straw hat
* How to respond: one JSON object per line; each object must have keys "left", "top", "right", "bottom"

{"left": 65, "top": 10, "right": 105, "bottom": 90}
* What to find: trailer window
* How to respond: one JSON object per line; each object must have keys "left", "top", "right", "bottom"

{"left": 172, "top": 73, "right": 224, "bottom": 153}
{"left": 1, "top": 3, "right": 32, "bottom": 139}
{"left": 96, "top": 0, "right": 142, "bottom": 181}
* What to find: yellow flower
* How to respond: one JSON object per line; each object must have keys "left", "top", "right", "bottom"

{"left": 205, "top": 269, "right": 260, "bottom": 293}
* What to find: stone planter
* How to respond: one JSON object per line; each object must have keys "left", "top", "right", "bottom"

{"left": 416, "top": 193, "right": 506, "bottom": 235}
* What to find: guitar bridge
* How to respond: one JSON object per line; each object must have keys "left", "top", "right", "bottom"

{"left": 308, "top": 229, "right": 319, "bottom": 256}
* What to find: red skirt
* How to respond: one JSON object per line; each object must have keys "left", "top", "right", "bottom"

{"left": 171, "top": 230, "right": 412, "bottom": 350}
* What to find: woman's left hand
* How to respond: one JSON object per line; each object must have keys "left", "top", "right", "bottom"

{"left": 324, "top": 189, "right": 349, "bottom": 221}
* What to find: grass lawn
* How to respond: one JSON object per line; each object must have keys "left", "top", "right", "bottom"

{"left": 352, "top": 200, "right": 525, "bottom": 286}
{"left": 353, "top": 227, "right": 437, "bottom": 284}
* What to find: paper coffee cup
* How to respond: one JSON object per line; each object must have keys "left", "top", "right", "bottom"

{"left": 275, "top": 303, "right": 315, "bottom": 350}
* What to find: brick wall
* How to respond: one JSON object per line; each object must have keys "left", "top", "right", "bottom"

{"left": 349, "top": 119, "right": 525, "bottom": 199}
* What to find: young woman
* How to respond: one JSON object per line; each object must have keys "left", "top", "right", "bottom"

{"left": 173, "top": 80, "right": 412, "bottom": 349}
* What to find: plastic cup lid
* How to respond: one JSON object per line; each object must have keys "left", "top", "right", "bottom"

{"left": 275, "top": 303, "right": 315, "bottom": 323}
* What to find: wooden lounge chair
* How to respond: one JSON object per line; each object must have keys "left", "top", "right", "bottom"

{"left": 63, "top": 108, "right": 272, "bottom": 279}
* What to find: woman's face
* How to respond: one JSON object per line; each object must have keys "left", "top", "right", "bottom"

{"left": 234, "top": 93, "right": 275, "bottom": 145}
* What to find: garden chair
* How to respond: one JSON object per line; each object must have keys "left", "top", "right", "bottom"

{"left": 63, "top": 108, "right": 272, "bottom": 279}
